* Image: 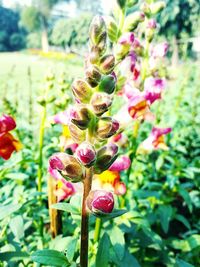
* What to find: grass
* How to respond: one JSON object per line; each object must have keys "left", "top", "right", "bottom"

{"left": 0, "top": 51, "right": 83, "bottom": 123}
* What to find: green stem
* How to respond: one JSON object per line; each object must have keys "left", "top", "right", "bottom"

{"left": 37, "top": 105, "right": 47, "bottom": 193}
{"left": 117, "top": 7, "right": 126, "bottom": 39}
{"left": 94, "top": 217, "right": 102, "bottom": 242}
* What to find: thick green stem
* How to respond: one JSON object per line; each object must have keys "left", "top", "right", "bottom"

{"left": 94, "top": 217, "right": 102, "bottom": 242}
{"left": 80, "top": 167, "right": 93, "bottom": 267}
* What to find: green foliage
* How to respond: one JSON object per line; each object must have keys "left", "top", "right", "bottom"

{"left": 20, "top": 6, "right": 41, "bottom": 32}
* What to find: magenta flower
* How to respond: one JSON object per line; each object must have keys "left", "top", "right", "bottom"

{"left": 55, "top": 179, "right": 75, "bottom": 202}
{"left": 119, "top": 32, "right": 135, "bottom": 45}
{"left": 0, "top": 114, "right": 16, "bottom": 133}
{"left": 147, "top": 19, "right": 157, "bottom": 29}
{"left": 124, "top": 83, "right": 141, "bottom": 100}
{"left": 144, "top": 77, "right": 166, "bottom": 104}
{"left": 76, "top": 142, "right": 96, "bottom": 166}
{"left": 151, "top": 42, "right": 169, "bottom": 58}
{"left": 120, "top": 51, "right": 137, "bottom": 75}
{"left": 53, "top": 109, "right": 72, "bottom": 125}
{"left": 87, "top": 190, "right": 114, "bottom": 214}
{"left": 109, "top": 155, "right": 131, "bottom": 172}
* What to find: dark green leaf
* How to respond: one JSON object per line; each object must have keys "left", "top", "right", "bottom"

{"left": 0, "top": 251, "right": 29, "bottom": 262}
{"left": 96, "top": 233, "right": 110, "bottom": 267}
{"left": 110, "top": 226, "right": 125, "bottom": 260}
{"left": 0, "top": 203, "right": 22, "bottom": 220}
{"left": 51, "top": 203, "right": 80, "bottom": 215}
{"left": 94, "top": 209, "right": 127, "bottom": 220}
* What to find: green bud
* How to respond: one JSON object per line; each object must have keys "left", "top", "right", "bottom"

{"left": 72, "top": 79, "right": 92, "bottom": 103}
{"left": 94, "top": 143, "right": 118, "bottom": 174}
{"left": 71, "top": 105, "right": 93, "bottom": 130}
{"left": 69, "top": 123, "right": 86, "bottom": 143}
{"left": 89, "top": 16, "right": 107, "bottom": 46}
{"left": 47, "top": 95, "right": 56, "bottom": 103}
{"left": 127, "top": 0, "right": 138, "bottom": 8}
{"left": 123, "top": 11, "right": 145, "bottom": 32}
{"left": 146, "top": 28, "right": 154, "bottom": 42}
{"left": 140, "top": 2, "right": 151, "bottom": 17}
{"left": 150, "top": 1, "right": 166, "bottom": 14}
{"left": 117, "top": 0, "right": 127, "bottom": 9}
{"left": 89, "top": 46, "right": 102, "bottom": 64}
{"left": 115, "top": 43, "right": 130, "bottom": 60}
{"left": 91, "top": 92, "right": 112, "bottom": 116}
{"left": 99, "top": 54, "right": 115, "bottom": 75}
{"left": 98, "top": 74, "right": 116, "bottom": 94}
{"left": 85, "top": 65, "right": 101, "bottom": 87}
{"left": 96, "top": 117, "right": 119, "bottom": 139}
{"left": 37, "top": 96, "right": 46, "bottom": 106}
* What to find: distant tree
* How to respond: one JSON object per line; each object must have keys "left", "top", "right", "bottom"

{"left": 0, "top": 6, "right": 25, "bottom": 51}
{"left": 51, "top": 14, "right": 91, "bottom": 50}
{"left": 157, "top": 0, "right": 200, "bottom": 62}
{"left": 20, "top": 0, "right": 62, "bottom": 52}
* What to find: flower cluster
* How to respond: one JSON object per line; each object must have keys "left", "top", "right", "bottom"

{"left": 49, "top": 16, "right": 124, "bottom": 215}
{"left": 0, "top": 114, "right": 21, "bottom": 160}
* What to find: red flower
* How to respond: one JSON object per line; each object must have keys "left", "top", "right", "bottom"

{"left": 0, "top": 114, "right": 16, "bottom": 133}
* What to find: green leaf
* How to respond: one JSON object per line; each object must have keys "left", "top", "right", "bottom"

{"left": 0, "top": 203, "right": 22, "bottom": 220}
{"left": 175, "top": 214, "right": 191, "bottom": 229}
{"left": 5, "top": 172, "right": 29, "bottom": 181}
{"left": 9, "top": 215, "right": 24, "bottom": 240}
{"left": 94, "top": 209, "right": 127, "bottom": 220}
{"left": 0, "top": 251, "right": 29, "bottom": 262}
{"left": 31, "top": 249, "right": 69, "bottom": 267}
{"left": 117, "top": 0, "right": 127, "bottom": 9}
{"left": 96, "top": 233, "right": 110, "bottom": 267}
{"left": 176, "top": 259, "right": 194, "bottom": 267}
{"left": 110, "top": 226, "right": 125, "bottom": 260}
{"left": 65, "top": 237, "right": 78, "bottom": 263}
{"left": 179, "top": 187, "right": 192, "bottom": 212}
{"left": 158, "top": 205, "right": 173, "bottom": 233}
{"left": 51, "top": 203, "right": 80, "bottom": 215}
{"left": 119, "top": 250, "right": 141, "bottom": 267}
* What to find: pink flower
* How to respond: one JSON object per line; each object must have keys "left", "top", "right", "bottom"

{"left": 139, "top": 126, "right": 172, "bottom": 152}
{"left": 0, "top": 114, "right": 16, "bottom": 133}
{"left": 55, "top": 179, "right": 75, "bottom": 202}
{"left": 124, "top": 83, "right": 141, "bottom": 100}
{"left": 120, "top": 51, "right": 137, "bottom": 75}
{"left": 147, "top": 19, "right": 157, "bottom": 29}
{"left": 119, "top": 32, "right": 134, "bottom": 45}
{"left": 53, "top": 107, "right": 75, "bottom": 125}
{"left": 87, "top": 190, "right": 114, "bottom": 214}
{"left": 76, "top": 142, "right": 96, "bottom": 166}
{"left": 151, "top": 42, "right": 169, "bottom": 58}
{"left": 128, "top": 95, "right": 150, "bottom": 120}
{"left": 114, "top": 181, "right": 127, "bottom": 195}
{"left": 144, "top": 77, "right": 166, "bottom": 104}
{"left": 109, "top": 155, "right": 131, "bottom": 172}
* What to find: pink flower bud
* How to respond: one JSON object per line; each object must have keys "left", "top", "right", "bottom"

{"left": 49, "top": 153, "right": 84, "bottom": 182}
{"left": 76, "top": 142, "right": 96, "bottom": 167}
{"left": 147, "top": 19, "right": 157, "bottom": 29}
{"left": 109, "top": 155, "right": 131, "bottom": 172}
{"left": 87, "top": 190, "right": 114, "bottom": 214}
{"left": 97, "top": 117, "right": 120, "bottom": 139}
{"left": 114, "top": 181, "right": 127, "bottom": 195}
{"left": 119, "top": 32, "right": 135, "bottom": 45}
{"left": 0, "top": 114, "right": 16, "bottom": 133}
{"left": 71, "top": 105, "right": 92, "bottom": 130}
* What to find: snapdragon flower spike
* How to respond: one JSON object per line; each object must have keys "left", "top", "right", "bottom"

{"left": 94, "top": 142, "right": 118, "bottom": 174}
{"left": 71, "top": 105, "right": 93, "bottom": 130}
{"left": 144, "top": 77, "right": 166, "bottom": 104}
{"left": 98, "top": 73, "right": 116, "bottom": 94}
{"left": 87, "top": 190, "right": 114, "bottom": 215}
{"left": 49, "top": 152, "right": 84, "bottom": 182}
{"left": 96, "top": 117, "right": 120, "bottom": 139}
{"left": 109, "top": 155, "right": 131, "bottom": 172}
{"left": 72, "top": 79, "right": 92, "bottom": 103}
{"left": 91, "top": 92, "right": 112, "bottom": 116}
{"left": 0, "top": 114, "right": 16, "bottom": 133}
{"left": 76, "top": 142, "right": 96, "bottom": 167}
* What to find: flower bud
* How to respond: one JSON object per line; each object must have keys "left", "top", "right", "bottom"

{"left": 76, "top": 142, "right": 96, "bottom": 167}
{"left": 147, "top": 19, "right": 157, "bottom": 29}
{"left": 150, "top": 1, "right": 166, "bottom": 14}
{"left": 69, "top": 123, "right": 86, "bottom": 143}
{"left": 114, "top": 181, "right": 127, "bottom": 195}
{"left": 123, "top": 12, "right": 145, "bottom": 32}
{"left": 89, "top": 46, "right": 105, "bottom": 64}
{"left": 94, "top": 142, "right": 118, "bottom": 173}
{"left": 87, "top": 190, "right": 114, "bottom": 214}
{"left": 105, "top": 16, "right": 118, "bottom": 43}
{"left": 91, "top": 92, "right": 112, "bottom": 116}
{"left": 127, "top": 0, "right": 138, "bottom": 8}
{"left": 89, "top": 16, "right": 107, "bottom": 47}
{"left": 37, "top": 96, "right": 46, "bottom": 106}
{"left": 85, "top": 65, "right": 101, "bottom": 87}
{"left": 49, "top": 153, "right": 84, "bottom": 182}
{"left": 71, "top": 105, "right": 93, "bottom": 130}
{"left": 0, "top": 114, "right": 16, "bottom": 133}
{"left": 99, "top": 54, "right": 115, "bottom": 74}
{"left": 96, "top": 117, "right": 119, "bottom": 139}
{"left": 72, "top": 79, "right": 92, "bottom": 103}
{"left": 109, "top": 155, "right": 131, "bottom": 172}
{"left": 115, "top": 32, "right": 135, "bottom": 60}
{"left": 98, "top": 74, "right": 116, "bottom": 94}
{"left": 140, "top": 2, "right": 151, "bottom": 17}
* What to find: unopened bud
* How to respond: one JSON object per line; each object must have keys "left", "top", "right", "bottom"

{"left": 71, "top": 105, "right": 93, "bottom": 130}
{"left": 147, "top": 19, "right": 157, "bottom": 29}
{"left": 105, "top": 16, "right": 118, "bottom": 43}
{"left": 150, "top": 1, "right": 166, "bottom": 14}
{"left": 91, "top": 92, "right": 112, "bottom": 116}
{"left": 72, "top": 79, "right": 92, "bottom": 103}
{"left": 99, "top": 74, "right": 116, "bottom": 94}
{"left": 69, "top": 123, "right": 86, "bottom": 143}
{"left": 85, "top": 65, "right": 101, "bottom": 87}
{"left": 123, "top": 12, "right": 145, "bottom": 32}
{"left": 49, "top": 153, "right": 84, "bottom": 182}
{"left": 76, "top": 142, "right": 96, "bottom": 167}
{"left": 89, "top": 16, "right": 107, "bottom": 47}
{"left": 115, "top": 32, "right": 135, "bottom": 60}
{"left": 127, "top": 0, "right": 138, "bottom": 8}
{"left": 94, "top": 143, "right": 118, "bottom": 173}
{"left": 99, "top": 54, "right": 115, "bottom": 74}
{"left": 89, "top": 46, "right": 104, "bottom": 64}
{"left": 140, "top": 2, "right": 151, "bottom": 17}
{"left": 37, "top": 96, "right": 46, "bottom": 106}
{"left": 96, "top": 117, "right": 120, "bottom": 139}
{"left": 87, "top": 190, "right": 114, "bottom": 214}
